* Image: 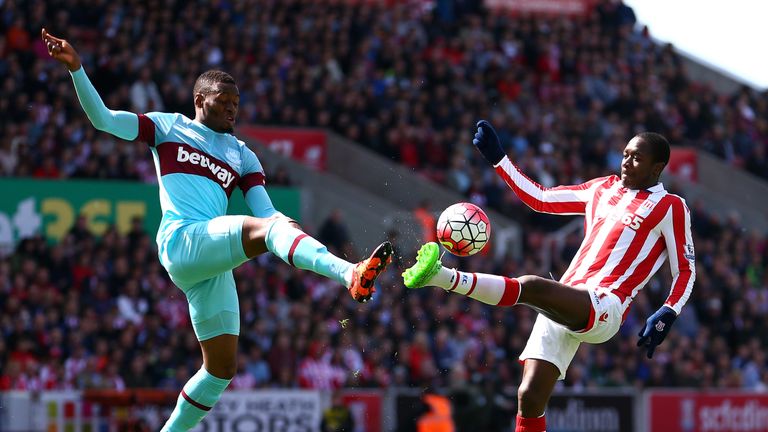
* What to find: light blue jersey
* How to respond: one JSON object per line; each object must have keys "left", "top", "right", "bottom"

{"left": 136, "top": 112, "right": 269, "bottom": 243}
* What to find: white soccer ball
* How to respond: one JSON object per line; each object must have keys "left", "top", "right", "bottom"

{"left": 436, "top": 202, "right": 491, "bottom": 257}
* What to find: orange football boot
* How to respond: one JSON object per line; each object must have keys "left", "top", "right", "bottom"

{"left": 348, "top": 241, "right": 393, "bottom": 302}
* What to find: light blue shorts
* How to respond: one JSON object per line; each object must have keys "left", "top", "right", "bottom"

{"left": 159, "top": 216, "right": 249, "bottom": 341}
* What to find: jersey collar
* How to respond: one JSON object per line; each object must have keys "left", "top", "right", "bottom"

{"left": 619, "top": 181, "right": 665, "bottom": 193}
{"left": 192, "top": 118, "right": 232, "bottom": 136}
{"left": 645, "top": 182, "right": 665, "bottom": 193}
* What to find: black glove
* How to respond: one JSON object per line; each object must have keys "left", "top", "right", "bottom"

{"left": 637, "top": 306, "right": 677, "bottom": 359}
{"left": 472, "top": 120, "right": 506, "bottom": 166}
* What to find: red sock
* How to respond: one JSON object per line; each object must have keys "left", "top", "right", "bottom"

{"left": 516, "top": 414, "right": 546, "bottom": 432}
{"left": 498, "top": 277, "right": 521, "bottom": 306}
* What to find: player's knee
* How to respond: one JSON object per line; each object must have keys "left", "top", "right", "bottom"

{"left": 517, "top": 382, "right": 548, "bottom": 414}
{"left": 242, "top": 217, "right": 271, "bottom": 257}
{"left": 243, "top": 215, "right": 295, "bottom": 242}
{"left": 242, "top": 217, "right": 268, "bottom": 242}
{"left": 518, "top": 275, "right": 546, "bottom": 290}
{"left": 207, "top": 358, "right": 238, "bottom": 380}
{"left": 220, "top": 361, "right": 237, "bottom": 380}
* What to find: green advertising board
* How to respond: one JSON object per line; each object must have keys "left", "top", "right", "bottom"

{"left": 0, "top": 178, "right": 300, "bottom": 248}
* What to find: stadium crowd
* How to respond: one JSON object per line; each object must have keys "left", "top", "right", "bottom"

{"left": 1, "top": 193, "right": 767, "bottom": 397}
{"left": 1, "top": 0, "right": 767, "bottom": 186}
{"left": 1, "top": 0, "right": 767, "bottom": 416}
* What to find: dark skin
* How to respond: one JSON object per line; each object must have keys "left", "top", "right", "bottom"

{"left": 620, "top": 136, "right": 666, "bottom": 191}
{"left": 43, "top": 28, "right": 305, "bottom": 379}
{"left": 194, "top": 82, "right": 239, "bottom": 134}
{"left": 41, "top": 29, "right": 81, "bottom": 71}
{"left": 515, "top": 136, "right": 666, "bottom": 418}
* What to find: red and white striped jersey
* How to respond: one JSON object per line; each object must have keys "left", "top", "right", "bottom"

{"left": 495, "top": 156, "right": 695, "bottom": 315}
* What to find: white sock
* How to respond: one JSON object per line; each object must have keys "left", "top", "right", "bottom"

{"left": 265, "top": 218, "right": 354, "bottom": 287}
{"left": 429, "top": 266, "right": 458, "bottom": 289}
{"left": 438, "top": 269, "right": 521, "bottom": 306}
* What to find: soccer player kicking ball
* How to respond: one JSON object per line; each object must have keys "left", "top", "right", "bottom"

{"left": 403, "top": 120, "right": 695, "bottom": 432}
{"left": 43, "top": 29, "right": 393, "bottom": 431}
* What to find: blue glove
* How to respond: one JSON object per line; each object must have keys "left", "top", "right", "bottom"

{"left": 472, "top": 120, "right": 506, "bottom": 166}
{"left": 637, "top": 306, "right": 677, "bottom": 359}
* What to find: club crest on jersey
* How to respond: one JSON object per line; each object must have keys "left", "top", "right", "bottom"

{"left": 592, "top": 291, "right": 607, "bottom": 305}
{"left": 640, "top": 200, "right": 656, "bottom": 211}
{"left": 226, "top": 147, "right": 240, "bottom": 163}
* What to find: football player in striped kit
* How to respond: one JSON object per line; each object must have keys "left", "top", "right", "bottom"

{"left": 403, "top": 120, "right": 695, "bottom": 432}
{"left": 43, "top": 29, "right": 392, "bottom": 431}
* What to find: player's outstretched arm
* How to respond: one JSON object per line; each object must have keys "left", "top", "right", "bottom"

{"left": 638, "top": 198, "right": 695, "bottom": 359}
{"left": 42, "top": 28, "right": 139, "bottom": 141}
{"left": 473, "top": 120, "right": 601, "bottom": 215}
{"left": 660, "top": 198, "right": 696, "bottom": 315}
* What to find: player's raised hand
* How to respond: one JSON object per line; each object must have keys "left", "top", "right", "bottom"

{"left": 41, "top": 28, "right": 81, "bottom": 72}
{"left": 637, "top": 305, "right": 677, "bottom": 359}
{"left": 472, "top": 120, "right": 506, "bottom": 166}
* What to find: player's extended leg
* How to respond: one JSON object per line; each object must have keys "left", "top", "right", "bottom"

{"left": 403, "top": 242, "right": 591, "bottom": 330}
{"left": 162, "top": 272, "right": 240, "bottom": 432}
{"left": 516, "top": 276, "right": 591, "bottom": 330}
{"left": 515, "top": 359, "right": 559, "bottom": 432}
{"left": 246, "top": 216, "right": 393, "bottom": 302}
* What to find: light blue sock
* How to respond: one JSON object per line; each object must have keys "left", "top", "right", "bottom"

{"left": 161, "top": 368, "right": 231, "bottom": 432}
{"left": 265, "top": 218, "right": 354, "bottom": 286}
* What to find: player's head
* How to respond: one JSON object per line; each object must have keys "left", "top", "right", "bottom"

{"left": 193, "top": 70, "right": 239, "bottom": 134}
{"left": 620, "top": 132, "right": 670, "bottom": 190}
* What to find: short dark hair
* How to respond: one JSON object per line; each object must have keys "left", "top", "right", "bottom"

{"left": 636, "top": 132, "right": 670, "bottom": 165}
{"left": 193, "top": 70, "right": 236, "bottom": 96}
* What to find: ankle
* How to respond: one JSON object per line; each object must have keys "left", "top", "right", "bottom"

{"left": 432, "top": 266, "right": 457, "bottom": 290}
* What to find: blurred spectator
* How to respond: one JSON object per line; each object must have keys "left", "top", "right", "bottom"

{"left": 230, "top": 352, "right": 257, "bottom": 390}
{"left": 0, "top": 360, "right": 28, "bottom": 390}
{"left": 298, "top": 338, "right": 347, "bottom": 390}
{"left": 318, "top": 209, "right": 352, "bottom": 256}
{"left": 130, "top": 69, "right": 164, "bottom": 113}
{"left": 124, "top": 356, "right": 153, "bottom": 388}
{"left": 320, "top": 391, "right": 355, "bottom": 432}
{"left": 417, "top": 392, "right": 455, "bottom": 432}
{"left": 267, "top": 331, "right": 298, "bottom": 386}
{"left": 117, "top": 279, "right": 148, "bottom": 326}
{"left": 269, "top": 166, "right": 294, "bottom": 186}
{"left": 447, "top": 364, "right": 491, "bottom": 432}
{"left": 413, "top": 200, "right": 438, "bottom": 243}
{"left": 244, "top": 345, "right": 271, "bottom": 387}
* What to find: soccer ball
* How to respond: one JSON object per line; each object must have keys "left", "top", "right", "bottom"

{"left": 436, "top": 202, "right": 490, "bottom": 257}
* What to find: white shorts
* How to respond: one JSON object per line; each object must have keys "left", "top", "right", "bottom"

{"left": 519, "top": 287, "right": 624, "bottom": 380}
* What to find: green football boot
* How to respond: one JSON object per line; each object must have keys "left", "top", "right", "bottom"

{"left": 402, "top": 242, "right": 442, "bottom": 289}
